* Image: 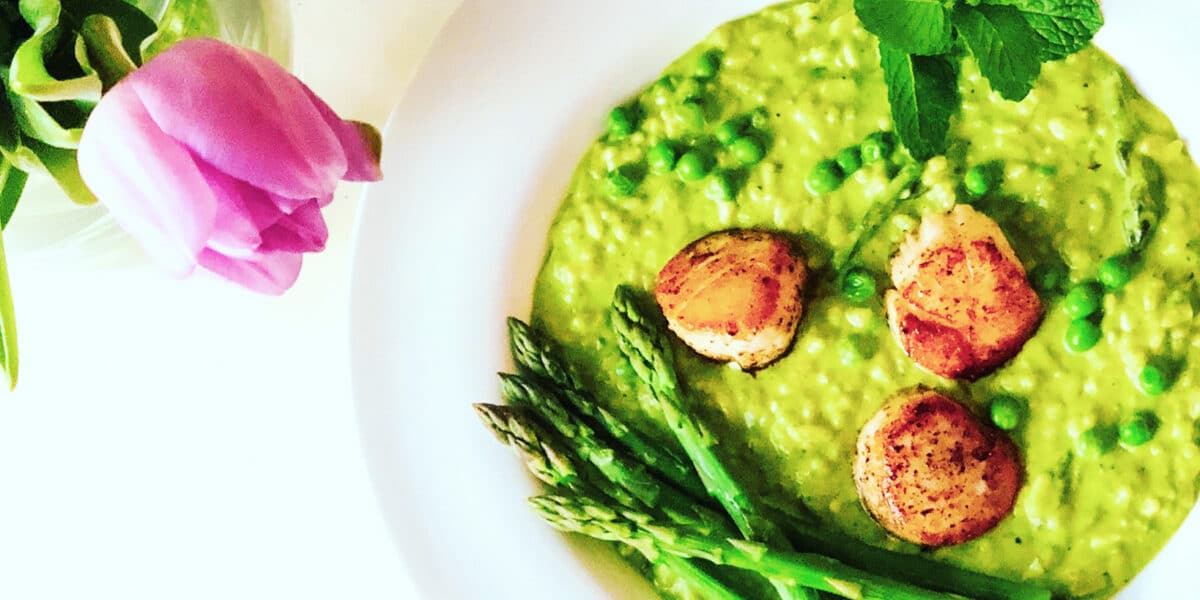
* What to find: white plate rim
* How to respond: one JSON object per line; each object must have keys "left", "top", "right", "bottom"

{"left": 349, "top": 2, "right": 1200, "bottom": 598}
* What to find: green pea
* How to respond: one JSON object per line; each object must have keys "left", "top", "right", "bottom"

{"left": 990, "top": 395, "right": 1024, "bottom": 431}
{"left": 647, "top": 141, "right": 677, "bottom": 174}
{"left": 1137, "top": 364, "right": 1169, "bottom": 396}
{"left": 677, "top": 101, "right": 706, "bottom": 132}
{"left": 837, "top": 333, "right": 877, "bottom": 367}
{"left": 607, "top": 170, "right": 637, "bottom": 197}
{"left": 608, "top": 106, "right": 635, "bottom": 139}
{"left": 730, "top": 136, "right": 765, "bottom": 166}
{"left": 705, "top": 171, "right": 736, "bottom": 202}
{"left": 1064, "top": 318, "right": 1102, "bottom": 353}
{"left": 694, "top": 50, "right": 720, "bottom": 80}
{"left": 860, "top": 132, "right": 894, "bottom": 164}
{"left": 1036, "top": 164, "right": 1058, "bottom": 176}
{"left": 1119, "top": 412, "right": 1159, "bottom": 447}
{"left": 676, "top": 151, "right": 710, "bottom": 182}
{"left": 806, "top": 159, "right": 845, "bottom": 195}
{"left": 715, "top": 118, "right": 747, "bottom": 146}
{"left": 749, "top": 107, "right": 771, "bottom": 130}
{"left": 1062, "top": 280, "right": 1104, "bottom": 319}
{"left": 840, "top": 268, "right": 876, "bottom": 304}
{"left": 1077, "top": 424, "right": 1118, "bottom": 458}
{"left": 964, "top": 165, "right": 996, "bottom": 196}
{"left": 1028, "top": 262, "right": 1068, "bottom": 294}
{"left": 835, "top": 147, "right": 863, "bottom": 175}
{"left": 1098, "top": 255, "right": 1133, "bottom": 291}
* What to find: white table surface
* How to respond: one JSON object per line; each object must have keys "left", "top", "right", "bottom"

{"left": 0, "top": 1, "right": 459, "bottom": 598}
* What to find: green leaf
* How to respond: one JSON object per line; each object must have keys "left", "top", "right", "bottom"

{"left": 0, "top": 172, "right": 21, "bottom": 389}
{"left": 10, "top": 0, "right": 102, "bottom": 102}
{"left": 142, "top": 0, "right": 219, "bottom": 61}
{"left": 8, "top": 0, "right": 157, "bottom": 104}
{"left": 7, "top": 85, "right": 83, "bottom": 148}
{"left": 21, "top": 136, "right": 96, "bottom": 205}
{"left": 983, "top": 0, "right": 1103, "bottom": 60}
{"left": 0, "top": 76, "right": 95, "bottom": 205}
{"left": 80, "top": 14, "right": 138, "bottom": 91}
{"left": 879, "top": 41, "right": 959, "bottom": 160}
{"left": 952, "top": 4, "right": 1045, "bottom": 101}
{"left": 57, "top": 0, "right": 157, "bottom": 64}
{"left": 0, "top": 159, "right": 28, "bottom": 228}
{"left": 854, "top": 0, "right": 953, "bottom": 55}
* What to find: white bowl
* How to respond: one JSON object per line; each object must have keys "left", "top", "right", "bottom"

{"left": 350, "top": 2, "right": 1200, "bottom": 598}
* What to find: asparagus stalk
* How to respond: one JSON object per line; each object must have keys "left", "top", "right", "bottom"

{"left": 507, "top": 317, "right": 704, "bottom": 498}
{"left": 474, "top": 403, "right": 749, "bottom": 600}
{"left": 531, "top": 493, "right": 964, "bottom": 600}
{"left": 610, "top": 286, "right": 817, "bottom": 600}
{"left": 474, "top": 403, "right": 622, "bottom": 497}
{"left": 499, "top": 373, "right": 734, "bottom": 537}
{"left": 777, "top": 516, "right": 1051, "bottom": 600}
{"left": 609, "top": 286, "right": 789, "bottom": 546}
{"left": 831, "top": 162, "right": 923, "bottom": 274}
{"left": 500, "top": 313, "right": 1048, "bottom": 600}
{"left": 479, "top": 402, "right": 1049, "bottom": 600}
{"left": 657, "top": 554, "right": 751, "bottom": 600}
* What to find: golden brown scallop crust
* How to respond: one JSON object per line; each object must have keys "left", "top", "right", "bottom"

{"left": 654, "top": 230, "right": 806, "bottom": 370}
{"left": 854, "top": 389, "right": 1023, "bottom": 547}
{"left": 886, "top": 205, "right": 1043, "bottom": 381}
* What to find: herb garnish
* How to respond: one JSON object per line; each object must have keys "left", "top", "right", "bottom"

{"left": 854, "top": 0, "right": 1103, "bottom": 159}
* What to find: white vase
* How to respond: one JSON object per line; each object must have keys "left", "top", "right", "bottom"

{"left": 5, "top": 0, "right": 294, "bottom": 268}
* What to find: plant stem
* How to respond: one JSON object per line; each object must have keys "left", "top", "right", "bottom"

{"left": 80, "top": 15, "right": 138, "bottom": 91}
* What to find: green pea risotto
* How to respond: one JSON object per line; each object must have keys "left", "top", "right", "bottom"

{"left": 525, "top": 1, "right": 1200, "bottom": 597}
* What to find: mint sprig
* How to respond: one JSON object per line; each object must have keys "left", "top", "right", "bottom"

{"left": 951, "top": 4, "right": 1045, "bottom": 102}
{"left": 854, "top": 0, "right": 953, "bottom": 55}
{"left": 879, "top": 43, "right": 958, "bottom": 160}
{"left": 854, "top": 0, "right": 1103, "bottom": 160}
{"left": 987, "top": 0, "right": 1104, "bottom": 60}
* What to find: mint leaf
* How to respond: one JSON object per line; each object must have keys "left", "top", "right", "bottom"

{"left": 983, "top": 0, "right": 1103, "bottom": 60}
{"left": 879, "top": 42, "right": 959, "bottom": 160}
{"left": 952, "top": 4, "right": 1045, "bottom": 101}
{"left": 854, "top": 0, "right": 953, "bottom": 56}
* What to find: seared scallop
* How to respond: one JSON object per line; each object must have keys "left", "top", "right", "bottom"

{"left": 854, "top": 389, "right": 1022, "bottom": 547}
{"left": 654, "top": 230, "right": 807, "bottom": 370}
{"left": 886, "top": 204, "right": 1043, "bottom": 380}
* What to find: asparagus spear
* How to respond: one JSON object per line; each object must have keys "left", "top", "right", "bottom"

{"left": 531, "top": 493, "right": 964, "bottom": 600}
{"left": 610, "top": 286, "right": 789, "bottom": 545}
{"left": 507, "top": 317, "right": 704, "bottom": 498}
{"left": 478, "top": 403, "right": 1050, "bottom": 600}
{"left": 610, "top": 286, "right": 817, "bottom": 600}
{"left": 474, "top": 403, "right": 750, "bottom": 600}
{"left": 831, "top": 162, "right": 923, "bottom": 274}
{"left": 499, "top": 373, "right": 733, "bottom": 537}
{"left": 776, "top": 516, "right": 1051, "bottom": 600}
{"left": 474, "top": 403, "right": 622, "bottom": 498}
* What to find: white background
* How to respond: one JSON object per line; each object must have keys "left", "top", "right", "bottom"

{"left": 0, "top": 1, "right": 459, "bottom": 598}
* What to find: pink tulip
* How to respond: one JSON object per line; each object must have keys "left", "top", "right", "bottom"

{"left": 77, "top": 38, "right": 382, "bottom": 295}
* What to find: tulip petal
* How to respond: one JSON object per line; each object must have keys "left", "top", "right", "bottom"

{"left": 77, "top": 82, "right": 216, "bottom": 275}
{"left": 296, "top": 84, "right": 383, "bottom": 182}
{"left": 128, "top": 38, "right": 347, "bottom": 201}
{"left": 196, "top": 163, "right": 265, "bottom": 258}
{"left": 260, "top": 200, "right": 328, "bottom": 253}
{"left": 198, "top": 248, "right": 302, "bottom": 295}
{"left": 193, "top": 158, "right": 304, "bottom": 259}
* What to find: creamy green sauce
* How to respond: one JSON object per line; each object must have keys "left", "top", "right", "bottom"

{"left": 530, "top": 2, "right": 1200, "bottom": 597}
